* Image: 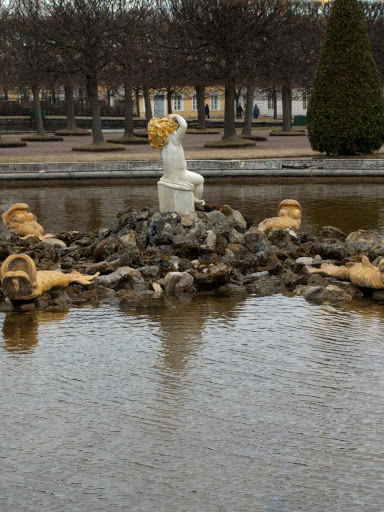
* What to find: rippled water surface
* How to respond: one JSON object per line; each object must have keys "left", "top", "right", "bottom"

{"left": 1, "top": 177, "right": 384, "bottom": 235}
{"left": 1, "top": 179, "right": 384, "bottom": 510}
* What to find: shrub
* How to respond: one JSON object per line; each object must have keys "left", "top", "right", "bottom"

{"left": 307, "top": 0, "right": 384, "bottom": 155}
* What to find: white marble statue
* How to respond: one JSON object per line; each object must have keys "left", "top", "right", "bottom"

{"left": 148, "top": 114, "right": 204, "bottom": 213}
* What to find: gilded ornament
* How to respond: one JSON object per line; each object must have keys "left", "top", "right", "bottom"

{"left": 148, "top": 115, "right": 179, "bottom": 149}
{"left": 1, "top": 254, "right": 100, "bottom": 300}
{"left": 307, "top": 256, "right": 384, "bottom": 289}
{"left": 2, "top": 203, "right": 53, "bottom": 240}
{"left": 257, "top": 199, "right": 302, "bottom": 232}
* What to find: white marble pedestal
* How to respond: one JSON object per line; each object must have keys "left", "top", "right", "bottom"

{"left": 157, "top": 179, "right": 195, "bottom": 213}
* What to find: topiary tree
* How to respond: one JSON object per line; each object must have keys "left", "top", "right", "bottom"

{"left": 307, "top": 0, "right": 384, "bottom": 155}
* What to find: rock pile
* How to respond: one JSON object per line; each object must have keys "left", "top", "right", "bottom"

{"left": 1, "top": 203, "right": 384, "bottom": 311}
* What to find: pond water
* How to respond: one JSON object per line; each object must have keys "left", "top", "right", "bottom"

{"left": 1, "top": 178, "right": 384, "bottom": 511}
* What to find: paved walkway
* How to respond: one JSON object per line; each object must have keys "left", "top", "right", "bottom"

{"left": 0, "top": 129, "right": 312, "bottom": 160}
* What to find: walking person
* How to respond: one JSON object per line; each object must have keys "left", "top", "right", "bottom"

{"left": 253, "top": 104, "right": 260, "bottom": 119}
{"left": 205, "top": 104, "right": 210, "bottom": 119}
{"left": 237, "top": 104, "right": 244, "bottom": 119}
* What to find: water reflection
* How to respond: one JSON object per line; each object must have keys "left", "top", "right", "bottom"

{"left": 1, "top": 178, "right": 384, "bottom": 236}
{"left": 2, "top": 310, "right": 68, "bottom": 353}
{"left": 1, "top": 297, "right": 384, "bottom": 510}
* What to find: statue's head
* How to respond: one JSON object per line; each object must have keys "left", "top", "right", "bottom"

{"left": 278, "top": 199, "right": 302, "bottom": 220}
{"left": 148, "top": 115, "right": 178, "bottom": 149}
{"left": 0, "top": 254, "right": 37, "bottom": 300}
{"left": 2, "top": 203, "right": 30, "bottom": 227}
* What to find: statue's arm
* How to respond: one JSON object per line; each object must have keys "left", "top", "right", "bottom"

{"left": 170, "top": 114, "right": 187, "bottom": 144}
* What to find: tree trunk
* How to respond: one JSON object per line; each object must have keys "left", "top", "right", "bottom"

{"left": 86, "top": 74, "right": 104, "bottom": 144}
{"left": 124, "top": 78, "right": 134, "bottom": 138}
{"left": 32, "top": 85, "right": 44, "bottom": 136}
{"left": 51, "top": 88, "right": 56, "bottom": 104}
{"left": 241, "top": 84, "right": 255, "bottom": 136}
{"left": 4, "top": 88, "right": 8, "bottom": 101}
{"left": 195, "top": 85, "right": 206, "bottom": 130}
{"left": 167, "top": 89, "right": 172, "bottom": 115}
{"left": 135, "top": 87, "right": 140, "bottom": 117}
{"left": 64, "top": 84, "right": 77, "bottom": 131}
{"left": 282, "top": 84, "right": 292, "bottom": 132}
{"left": 223, "top": 81, "right": 237, "bottom": 139}
{"left": 143, "top": 85, "right": 152, "bottom": 126}
{"left": 273, "top": 87, "right": 277, "bottom": 119}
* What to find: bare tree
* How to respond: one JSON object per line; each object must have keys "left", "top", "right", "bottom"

{"left": 162, "top": 0, "right": 284, "bottom": 140}
{"left": 43, "top": 0, "right": 125, "bottom": 148}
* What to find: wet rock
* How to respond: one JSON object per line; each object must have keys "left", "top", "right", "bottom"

{"left": 244, "top": 230, "right": 269, "bottom": 253}
{"left": 97, "top": 285, "right": 117, "bottom": 301}
{"left": 96, "top": 266, "right": 144, "bottom": 290}
{"left": 41, "top": 238, "right": 67, "bottom": 249}
{"left": 246, "top": 275, "right": 285, "bottom": 296}
{"left": 180, "top": 212, "right": 199, "bottom": 227}
{"left": 345, "top": 230, "right": 378, "bottom": 254}
{"left": 326, "top": 279, "right": 363, "bottom": 299}
{"left": 307, "top": 274, "right": 329, "bottom": 287}
{"left": 117, "top": 231, "right": 141, "bottom": 266}
{"left": 73, "top": 288, "right": 100, "bottom": 305}
{"left": 301, "top": 284, "right": 352, "bottom": 303}
{"left": 0, "top": 300, "right": 14, "bottom": 312}
{"left": 302, "top": 285, "right": 327, "bottom": 303}
{"left": 220, "top": 204, "right": 247, "bottom": 232}
{"left": 372, "top": 289, "right": 384, "bottom": 302}
{"left": 86, "top": 259, "right": 120, "bottom": 275}
{"left": 148, "top": 212, "right": 181, "bottom": 246}
{"left": 205, "top": 210, "right": 231, "bottom": 236}
{"left": 226, "top": 243, "right": 252, "bottom": 260}
{"left": 194, "top": 263, "right": 232, "bottom": 290}
{"left": 163, "top": 271, "right": 194, "bottom": 294}
{"left": 137, "top": 265, "right": 160, "bottom": 278}
{"left": 318, "top": 226, "right": 346, "bottom": 240}
{"left": 117, "top": 289, "right": 152, "bottom": 305}
{"left": 296, "top": 256, "right": 314, "bottom": 266}
{"left": 93, "top": 237, "right": 118, "bottom": 261}
{"left": 228, "top": 228, "right": 245, "bottom": 244}
{"left": 243, "top": 271, "right": 269, "bottom": 284}
{"left": 203, "top": 230, "right": 217, "bottom": 251}
{"left": 111, "top": 209, "right": 139, "bottom": 234}
{"left": 216, "top": 283, "right": 247, "bottom": 294}
{"left": 49, "top": 290, "right": 72, "bottom": 307}
{"left": 311, "top": 242, "right": 347, "bottom": 261}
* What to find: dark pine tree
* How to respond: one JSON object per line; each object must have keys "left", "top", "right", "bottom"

{"left": 307, "top": 0, "right": 384, "bottom": 155}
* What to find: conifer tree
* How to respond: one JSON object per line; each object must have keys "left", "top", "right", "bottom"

{"left": 307, "top": 0, "right": 384, "bottom": 155}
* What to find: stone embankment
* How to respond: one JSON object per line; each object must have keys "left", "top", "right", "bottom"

{"left": 1, "top": 203, "right": 384, "bottom": 311}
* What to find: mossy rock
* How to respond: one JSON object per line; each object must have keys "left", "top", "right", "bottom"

{"left": 187, "top": 128, "right": 221, "bottom": 134}
{"left": 21, "top": 134, "right": 64, "bottom": 142}
{"left": 238, "top": 133, "right": 267, "bottom": 141}
{"left": 204, "top": 137, "right": 256, "bottom": 148}
{"left": 72, "top": 142, "right": 126, "bottom": 152}
{"left": 55, "top": 129, "right": 91, "bottom": 136}
{"left": 106, "top": 136, "right": 149, "bottom": 145}
{"left": 0, "top": 139, "right": 27, "bottom": 148}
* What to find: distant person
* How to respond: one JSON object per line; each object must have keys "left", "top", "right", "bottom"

{"left": 205, "top": 104, "right": 210, "bottom": 119}
{"left": 237, "top": 104, "right": 244, "bottom": 119}
{"left": 253, "top": 104, "right": 260, "bottom": 119}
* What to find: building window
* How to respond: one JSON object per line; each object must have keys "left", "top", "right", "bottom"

{"left": 173, "top": 94, "right": 183, "bottom": 111}
{"left": 192, "top": 94, "right": 197, "bottom": 110}
{"left": 210, "top": 93, "right": 220, "bottom": 111}
{"left": 267, "top": 93, "right": 275, "bottom": 110}
{"left": 302, "top": 91, "right": 308, "bottom": 110}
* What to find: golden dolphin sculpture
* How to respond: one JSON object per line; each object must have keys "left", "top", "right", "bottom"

{"left": 1, "top": 254, "right": 99, "bottom": 300}
{"left": 307, "top": 256, "right": 384, "bottom": 289}
{"left": 258, "top": 199, "right": 302, "bottom": 232}
{"left": 2, "top": 203, "right": 53, "bottom": 240}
